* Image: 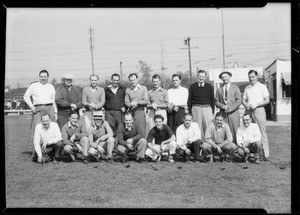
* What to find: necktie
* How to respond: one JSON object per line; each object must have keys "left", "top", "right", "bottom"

{"left": 225, "top": 85, "right": 228, "bottom": 101}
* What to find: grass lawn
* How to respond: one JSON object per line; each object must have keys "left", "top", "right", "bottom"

{"left": 4, "top": 115, "right": 291, "bottom": 212}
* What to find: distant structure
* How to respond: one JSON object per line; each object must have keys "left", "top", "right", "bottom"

{"left": 264, "top": 59, "right": 291, "bottom": 123}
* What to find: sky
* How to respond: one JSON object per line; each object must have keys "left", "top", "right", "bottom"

{"left": 5, "top": 3, "right": 291, "bottom": 88}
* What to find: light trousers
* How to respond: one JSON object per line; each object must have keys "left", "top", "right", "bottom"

{"left": 64, "top": 136, "right": 90, "bottom": 157}
{"left": 192, "top": 106, "right": 214, "bottom": 139}
{"left": 145, "top": 140, "right": 177, "bottom": 161}
{"left": 245, "top": 107, "right": 269, "bottom": 157}
{"left": 89, "top": 137, "right": 115, "bottom": 157}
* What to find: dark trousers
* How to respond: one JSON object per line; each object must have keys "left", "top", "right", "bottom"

{"left": 167, "top": 107, "right": 185, "bottom": 134}
{"left": 33, "top": 141, "right": 64, "bottom": 162}
{"left": 105, "top": 110, "right": 124, "bottom": 136}
{"left": 176, "top": 139, "right": 202, "bottom": 159}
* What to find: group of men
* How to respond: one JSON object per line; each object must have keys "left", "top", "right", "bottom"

{"left": 24, "top": 68, "right": 270, "bottom": 165}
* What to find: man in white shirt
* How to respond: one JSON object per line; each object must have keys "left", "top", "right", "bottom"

{"left": 32, "top": 114, "right": 63, "bottom": 164}
{"left": 176, "top": 113, "right": 202, "bottom": 162}
{"left": 236, "top": 113, "right": 263, "bottom": 164}
{"left": 242, "top": 70, "right": 270, "bottom": 160}
{"left": 24, "top": 70, "right": 58, "bottom": 131}
{"left": 168, "top": 74, "right": 189, "bottom": 134}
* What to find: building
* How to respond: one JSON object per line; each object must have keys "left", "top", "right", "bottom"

{"left": 264, "top": 59, "right": 291, "bottom": 123}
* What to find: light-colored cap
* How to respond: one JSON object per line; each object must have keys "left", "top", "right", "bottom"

{"left": 63, "top": 73, "right": 74, "bottom": 79}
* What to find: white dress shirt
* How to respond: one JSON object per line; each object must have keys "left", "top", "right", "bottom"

{"left": 236, "top": 123, "right": 261, "bottom": 146}
{"left": 34, "top": 122, "right": 62, "bottom": 157}
{"left": 168, "top": 86, "right": 188, "bottom": 106}
{"left": 176, "top": 122, "right": 201, "bottom": 150}
{"left": 243, "top": 82, "right": 269, "bottom": 108}
{"left": 24, "top": 82, "right": 57, "bottom": 112}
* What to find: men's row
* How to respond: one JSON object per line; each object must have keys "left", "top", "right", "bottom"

{"left": 24, "top": 69, "right": 270, "bottom": 160}
{"left": 32, "top": 110, "right": 263, "bottom": 165}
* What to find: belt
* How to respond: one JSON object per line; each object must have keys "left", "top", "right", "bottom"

{"left": 193, "top": 104, "right": 210, "bottom": 107}
{"left": 34, "top": 103, "right": 53, "bottom": 107}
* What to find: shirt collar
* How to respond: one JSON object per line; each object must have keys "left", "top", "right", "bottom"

{"left": 198, "top": 82, "right": 205, "bottom": 87}
{"left": 89, "top": 86, "right": 99, "bottom": 91}
{"left": 68, "top": 121, "right": 79, "bottom": 128}
{"left": 152, "top": 87, "right": 163, "bottom": 92}
{"left": 154, "top": 125, "right": 166, "bottom": 132}
{"left": 130, "top": 84, "right": 141, "bottom": 90}
{"left": 125, "top": 123, "right": 134, "bottom": 131}
{"left": 42, "top": 123, "right": 52, "bottom": 130}
{"left": 214, "top": 123, "right": 224, "bottom": 130}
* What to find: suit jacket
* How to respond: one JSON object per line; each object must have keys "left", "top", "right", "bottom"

{"left": 215, "top": 83, "right": 241, "bottom": 114}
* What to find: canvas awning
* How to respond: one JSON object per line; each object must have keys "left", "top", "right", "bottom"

{"left": 281, "top": 72, "right": 291, "bottom": 85}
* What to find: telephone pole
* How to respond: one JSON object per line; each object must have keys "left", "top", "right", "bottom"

{"left": 161, "top": 40, "right": 167, "bottom": 88}
{"left": 120, "top": 61, "right": 123, "bottom": 82}
{"left": 181, "top": 37, "right": 198, "bottom": 85}
{"left": 221, "top": 9, "right": 226, "bottom": 69}
{"left": 89, "top": 27, "right": 95, "bottom": 75}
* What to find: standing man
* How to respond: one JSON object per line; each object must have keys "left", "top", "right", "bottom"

{"left": 62, "top": 112, "right": 90, "bottom": 164}
{"left": 146, "top": 74, "right": 169, "bottom": 133}
{"left": 24, "top": 70, "right": 58, "bottom": 128}
{"left": 188, "top": 70, "right": 214, "bottom": 139}
{"left": 167, "top": 74, "right": 189, "bottom": 134}
{"left": 116, "top": 112, "right": 147, "bottom": 163}
{"left": 176, "top": 113, "right": 202, "bottom": 162}
{"left": 145, "top": 115, "right": 177, "bottom": 163}
{"left": 215, "top": 70, "right": 242, "bottom": 143}
{"left": 32, "top": 114, "right": 64, "bottom": 164}
{"left": 125, "top": 73, "right": 149, "bottom": 138}
{"left": 236, "top": 113, "right": 263, "bottom": 164}
{"left": 55, "top": 73, "right": 82, "bottom": 129}
{"left": 242, "top": 70, "right": 270, "bottom": 159}
{"left": 82, "top": 74, "right": 105, "bottom": 131}
{"left": 104, "top": 73, "right": 127, "bottom": 136}
{"left": 201, "top": 112, "right": 237, "bottom": 162}
{"left": 88, "top": 110, "right": 115, "bottom": 162}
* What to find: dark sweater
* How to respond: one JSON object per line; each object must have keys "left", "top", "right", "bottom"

{"left": 117, "top": 121, "right": 143, "bottom": 150}
{"left": 104, "top": 85, "right": 126, "bottom": 111}
{"left": 188, "top": 82, "right": 214, "bottom": 113}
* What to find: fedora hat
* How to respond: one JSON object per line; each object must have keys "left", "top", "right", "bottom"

{"left": 219, "top": 71, "right": 232, "bottom": 79}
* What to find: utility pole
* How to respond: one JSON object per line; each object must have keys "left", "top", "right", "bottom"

{"left": 120, "top": 61, "right": 123, "bottom": 82}
{"left": 161, "top": 40, "right": 167, "bottom": 88}
{"left": 181, "top": 37, "right": 198, "bottom": 85}
{"left": 89, "top": 27, "right": 95, "bottom": 75}
{"left": 221, "top": 9, "right": 226, "bottom": 69}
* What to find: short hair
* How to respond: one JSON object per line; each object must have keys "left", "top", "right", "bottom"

{"left": 111, "top": 73, "right": 120, "bottom": 80}
{"left": 184, "top": 113, "right": 193, "bottom": 119}
{"left": 128, "top": 73, "right": 138, "bottom": 79}
{"left": 154, "top": 114, "right": 164, "bottom": 122}
{"left": 242, "top": 113, "right": 251, "bottom": 118}
{"left": 124, "top": 111, "right": 134, "bottom": 119}
{"left": 215, "top": 112, "right": 225, "bottom": 119}
{"left": 198, "top": 70, "right": 207, "bottom": 75}
{"left": 152, "top": 74, "right": 161, "bottom": 80}
{"left": 69, "top": 111, "right": 79, "bottom": 117}
{"left": 172, "top": 74, "right": 181, "bottom": 80}
{"left": 41, "top": 113, "right": 51, "bottom": 120}
{"left": 89, "top": 74, "right": 99, "bottom": 80}
{"left": 248, "top": 70, "right": 258, "bottom": 76}
{"left": 39, "top": 70, "right": 49, "bottom": 77}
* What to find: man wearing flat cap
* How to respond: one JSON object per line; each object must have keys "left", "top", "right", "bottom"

{"left": 55, "top": 73, "right": 82, "bottom": 129}
{"left": 215, "top": 70, "right": 241, "bottom": 143}
{"left": 88, "top": 110, "right": 115, "bottom": 162}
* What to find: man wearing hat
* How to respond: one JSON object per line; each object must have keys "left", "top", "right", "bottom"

{"left": 88, "top": 110, "right": 115, "bottom": 162}
{"left": 187, "top": 70, "right": 214, "bottom": 139}
{"left": 55, "top": 73, "right": 82, "bottom": 129}
{"left": 215, "top": 70, "right": 241, "bottom": 143}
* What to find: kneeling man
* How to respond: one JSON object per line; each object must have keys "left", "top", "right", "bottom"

{"left": 33, "top": 113, "right": 64, "bottom": 164}
{"left": 116, "top": 112, "right": 147, "bottom": 163}
{"left": 236, "top": 113, "right": 263, "bottom": 164}
{"left": 176, "top": 113, "right": 202, "bottom": 162}
{"left": 88, "top": 110, "right": 115, "bottom": 162}
{"left": 145, "top": 114, "right": 177, "bottom": 162}
{"left": 62, "top": 112, "right": 90, "bottom": 164}
{"left": 201, "top": 112, "right": 237, "bottom": 162}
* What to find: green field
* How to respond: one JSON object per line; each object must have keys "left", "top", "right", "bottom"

{"left": 4, "top": 115, "right": 291, "bottom": 212}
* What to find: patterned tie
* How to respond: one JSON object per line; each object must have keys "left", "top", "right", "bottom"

{"left": 224, "top": 85, "right": 228, "bottom": 101}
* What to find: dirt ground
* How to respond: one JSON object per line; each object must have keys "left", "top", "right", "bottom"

{"left": 4, "top": 115, "right": 291, "bottom": 213}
